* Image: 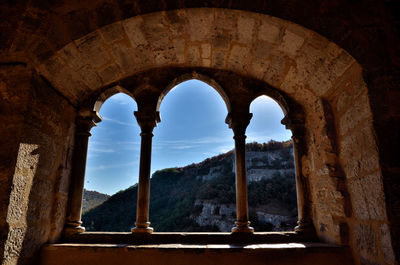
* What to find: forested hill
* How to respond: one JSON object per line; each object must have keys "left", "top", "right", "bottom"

{"left": 82, "top": 189, "right": 110, "bottom": 213}
{"left": 82, "top": 140, "right": 297, "bottom": 232}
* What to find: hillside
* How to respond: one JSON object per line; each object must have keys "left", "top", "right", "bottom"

{"left": 82, "top": 140, "right": 297, "bottom": 232}
{"left": 82, "top": 189, "right": 110, "bottom": 213}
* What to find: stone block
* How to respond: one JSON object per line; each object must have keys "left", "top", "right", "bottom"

{"left": 278, "top": 29, "right": 305, "bottom": 57}
{"left": 201, "top": 43, "right": 211, "bottom": 59}
{"left": 280, "top": 66, "right": 304, "bottom": 94}
{"left": 187, "top": 45, "right": 201, "bottom": 66}
{"left": 214, "top": 9, "right": 237, "bottom": 32}
{"left": 237, "top": 15, "right": 255, "bottom": 44}
{"left": 202, "top": 59, "right": 211, "bottom": 67}
{"left": 153, "top": 48, "right": 177, "bottom": 66}
{"left": 123, "top": 16, "right": 148, "bottom": 47}
{"left": 339, "top": 92, "right": 372, "bottom": 136}
{"left": 339, "top": 133, "right": 361, "bottom": 165}
{"left": 100, "top": 22, "right": 125, "bottom": 43}
{"left": 227, "top": 45, "right": 250, "bottom": 72}
{"left": 187, "top": 9, "right": 214, "bottom": 42}
{"left": 263, "top": 54, "right": 289, "bottom": 88}
{"left": 166, "top": 10, "right": 189, "bottom": 37}
{"left": 380, "top": 223, "right": 395, "bottom": 264}
{"left": 258, "top": 18, "right": 281, "bottom": 44}
{"left": 75, "top": 32, "right": 111, "bottom": 69}
{"left": 142, "top": 13, "right": 171, "bottom": 49}
{"left": 130, "top": 47, "right": 155, "bottom": 70}
{"left": 349, "top": 172, "right": 386, "bottom": 221}
{"left": 249, "top": 56, "right": 269, "bottom": 80}
{"left": 111, "top": 41, "right": 136, "bottom": 74}
{"left": 212, "top": 51, "right": 227, "bottom": 69}
{"left": 57, "top": 43, "right": 85, "bottom": 71}
{"left": 173, "top": 39, "right": 186, "bottom": 64}
{"left": 99, "top": 64, "right": 122, "bottom": 84}
{"left": 212, "top": 33, "right": 231, "bottom": 51}
{"left": 354, "top": 224, "right": 377, "bottom": 257}
{"left": 77, "top": 64, "right": 102, "bottom": 90}
{"left": 335, "top": 89, "right": 352, "bottom": 114}
{"left": 343, "top": 157, "right": 361, "bottom": 180}
{"left": 253, "top": 40, "right": 271, "bottom": 59}
{"left": 309, "top": 46, "right": 355, "bottom": 97}
{"left": 348, "top": 178, "right": 370, "bottom": 220}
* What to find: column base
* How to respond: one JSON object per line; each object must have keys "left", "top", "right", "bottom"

{"left": 295, "top": 219, "right": 314, "bottom": 234}
{"left": 132, "top": 222, "right": 153, "bottom": 234}
{"left": 131, "top": 227, "right": 153, "bottom": 234}
{"left": 64, "top": 221, "right": 85, "bottom": 236}
{"left": 231, "top": 221, "right": 254, "bottom": 233}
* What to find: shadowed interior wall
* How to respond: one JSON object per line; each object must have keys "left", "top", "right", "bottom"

{"left": 0, "top": 65, "right": 76, "bottom": 265}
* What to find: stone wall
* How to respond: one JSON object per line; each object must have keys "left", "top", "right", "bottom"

{"left": 0, "top": 67, "right": 76, "bottom": 265}
{"left": 0, "top": 2, "right": 398, "bottom": 265}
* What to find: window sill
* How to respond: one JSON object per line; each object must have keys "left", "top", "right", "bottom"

{"left": 62, "top": 231, "right": 316, "bottom": 245}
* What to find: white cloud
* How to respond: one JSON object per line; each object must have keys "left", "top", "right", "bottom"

{"left": 90, "top": 147, "right": 115, "bottom": 153}
{"left": 87, "top": 161, "right": 138, "bottom": 171}
{"left": 172, "top": 145, "right": 193, "bottom": 150}
{"left": 102, "top": 116, "right": 137, "bottom": 127}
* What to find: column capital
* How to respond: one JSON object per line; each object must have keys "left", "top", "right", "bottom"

{"left": 281, "top": 114, "right": 305, "bottom": 140}
{"left": 225, "top": 112, "right": 253, "bottom": 136}
{"left": 134, "top": 111, "right": 160, "bottom": 133}
{"left": 76, "top": 111, "right": 102, "bottom": 136}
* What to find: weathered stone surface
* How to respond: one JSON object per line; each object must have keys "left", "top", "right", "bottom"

{"left": 75, "top": 32, "right": 111, "bottom": 68}
{"left": 123, "top": 16, "right": 148, "bottom": 47}
{"left": 257, "top": 18, "right": 281, "bottom": 44}
{"left": 237, "top": 15, "right": 255, "bottom": 44}
{"left": 227, "top": 45, "right": 250, "bottom": 72}
{"left": 354, "top": 224, "right": 377, "bottom": 257}
{"left": 187, "top": 9, "right": 214, "bottom": 42}
{"left": 173, "top": 39, "right": 186, "bottom": 64}
{"left": 212, "top": 51, "right": 227, "bottom": 69}
{"left": 100, "top": 22, "right": 125, "bottom": 43}
{"left": 201, "top": 44, "right": 211, "bottom": 59}
{"left": 339, "top": 92, "right": 372, "bottom": 136}
{"left": 348, "top": 172, "right": 386, "bottom": 221}
{"left": 0, "top": 5, "right": 397, "bottom": 265}
{"left": 278, "top": 29, "right": 305, "bottom": 57}
{"left": 187, "top": 45, "right": 201, "bottom": 66}
{"left": 380, "top": 223, "right": 395, "bottom": 264}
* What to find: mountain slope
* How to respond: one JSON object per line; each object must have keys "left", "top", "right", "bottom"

{"left": 82, "top": 189, "right": 110, "bottom": 213}
{"left": 82, "top": 140, "right": 297, "bottom": 232}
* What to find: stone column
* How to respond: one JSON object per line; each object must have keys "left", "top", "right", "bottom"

{"left": 226, "top": 112, "right": 254, "bottom": 233}
{"left": 64, "top": 111, "right": 102, "bottom": 236}
{"left": 132, "top": 111, "right": 160, "bottom": 234}
{"left": 281, "top": 115, "right": 314, "bottom": 233}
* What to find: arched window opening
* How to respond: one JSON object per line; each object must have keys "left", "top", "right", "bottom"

{"left": 82, "top": 93, "right": 140, "bottom": 232}
{"left": 151, "top": 79, "right": 235, "bottom": 232}
{"left": 246, "top": 95, "right": 297, "bottom": 231}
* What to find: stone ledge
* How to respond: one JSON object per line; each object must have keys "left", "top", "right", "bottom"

{"left": 40, "top": 242, "right": 354, "bottom": 265}
{"left": 62, "top": 231, "right": 316, "bottom": 245}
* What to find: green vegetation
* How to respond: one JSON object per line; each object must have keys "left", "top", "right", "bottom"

{"left": 82, "top": 189, "right": 110, "bottom": 213}
{"left": 82, "top": 140, "right": 297, "bottom": 232}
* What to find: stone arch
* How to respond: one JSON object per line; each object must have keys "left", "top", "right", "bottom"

{"left": 248, "top": 91, "right": 290, "bottom": 116}
{"left": 92, "top": 85, "right": 136, "bottom": 114}
{"left": 34, "top": 7, "right": 386, "bottom": 262}
{"left": 157, "top": 72, "right": 232, "bottom": 113}
{"left": 37, "top": 8, "right": 356, "bottom": 108}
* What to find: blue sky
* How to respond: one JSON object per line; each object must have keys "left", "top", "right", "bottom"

{"left": 85, "top": 80, "right": 292, "bottom": 195}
